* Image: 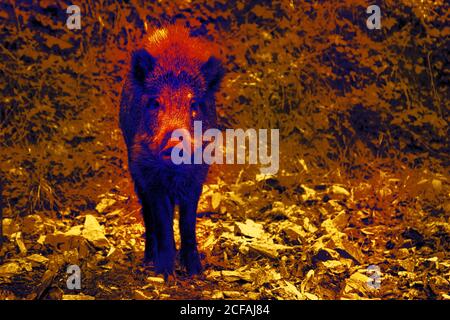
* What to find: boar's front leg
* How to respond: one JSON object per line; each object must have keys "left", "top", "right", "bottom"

{"left": 179, "top": 185, "right": 202, "bottom": 275}
{"left": 137, "top": 188, "right": 156, "bottom": 264}
{"left": 145, "top": 192, "right": 176, "bottom": 277}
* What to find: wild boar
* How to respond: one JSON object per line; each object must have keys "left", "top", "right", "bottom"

{"left": 119, "top": 26, "right": 224, "bottom": 276}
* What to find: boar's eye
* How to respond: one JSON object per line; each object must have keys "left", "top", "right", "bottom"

{"left": 146, "top": 98, "right": 160, "bottom": 110}
{"left": 191, "top": 101, "right": 200, "bottom": 118}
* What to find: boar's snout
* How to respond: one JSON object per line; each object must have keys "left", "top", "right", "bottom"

{"left": 158, "top": 130, "right": 194, "bottom": 162}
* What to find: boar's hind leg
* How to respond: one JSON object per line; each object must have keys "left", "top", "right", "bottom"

{"left": 147, "top": 193, "right": 176, "bottom": 277}
{"left": 179, "top": 186, "right": 202, "bottom": 275}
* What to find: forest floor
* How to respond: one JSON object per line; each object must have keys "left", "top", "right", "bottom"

{"left": 1, "top": 167, "right": 449, "bottom": 300}
{"left": 0, "top": 1, "right": 449, "bottom": 300}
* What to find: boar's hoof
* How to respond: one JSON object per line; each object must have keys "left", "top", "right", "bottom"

{"left": 181, "top": 249, "right": 202, "bottom": 275}
{"left": 154, "top": 249, "right": 176, "bottom": 276}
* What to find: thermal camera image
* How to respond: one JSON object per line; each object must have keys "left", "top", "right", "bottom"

{"left": 0, "top": 1, "right": 448, "bottom": 302}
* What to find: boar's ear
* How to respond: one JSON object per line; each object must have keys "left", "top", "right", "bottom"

{"left": 131, "top": 49, "right": 155, "bottom": 84}
{"left": 201, "top": 56, "right": 225, "bottom": 93}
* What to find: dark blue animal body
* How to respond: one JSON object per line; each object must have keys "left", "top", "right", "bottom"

{"left": 119, "top": 26, "right": 224, "bottom": 276}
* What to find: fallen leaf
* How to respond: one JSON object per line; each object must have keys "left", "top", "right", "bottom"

{"left": 82, "top": 215, "right": 110, "bottom": 248}
{"left": 235, "top": 219, "right": 265, "bottom": 239}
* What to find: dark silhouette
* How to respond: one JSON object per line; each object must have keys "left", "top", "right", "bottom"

{"left": 119, "top": 26, "right": 224, "bottom": 276}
